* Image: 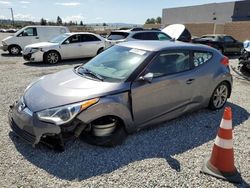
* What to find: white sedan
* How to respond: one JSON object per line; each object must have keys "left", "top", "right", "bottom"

{"left": 23, "top": 32, "right": 105, "bottom": 64}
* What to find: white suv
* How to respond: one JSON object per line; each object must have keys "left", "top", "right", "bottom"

{"left": 105, "top": 29, "right": 172, "bottom": 48}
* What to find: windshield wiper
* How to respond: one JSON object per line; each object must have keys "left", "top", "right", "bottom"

{"left": 78, "top": 67, "right": 104, "bottom": 81}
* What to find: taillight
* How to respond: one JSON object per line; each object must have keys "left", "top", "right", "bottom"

{"left": 220, "top": 56, "right": 229, "bottom": 67}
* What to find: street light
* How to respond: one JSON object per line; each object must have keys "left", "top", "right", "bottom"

{"left": 9, "top": 8, "right": 14, "bottom": 26}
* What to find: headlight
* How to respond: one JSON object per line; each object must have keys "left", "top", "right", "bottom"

{"left": 37, "top": 98, "right": 99, "bottom": 125}
{"left": 30, "top": 48, "right": 43, "bottom": 53}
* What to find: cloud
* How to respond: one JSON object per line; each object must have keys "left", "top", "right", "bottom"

{"left": 63, "top": 14, "right": 85, "bottom": 22}
{"left": 0, "top": 1, "right": 11, "bottom": 5}
{"left": 96, "top": 17, "right": 103, "bottom": 20}
{"left": 14, "top": 13, "right": 35, "bottom": 21}
{"left": 0, "top": 15, "right": 7, "bottom": 19}
{"left": 55, "top": 2, "right": 80, "bottom": 6}
{"left": 19, "top": 1, "right": 31, "bottom": 4}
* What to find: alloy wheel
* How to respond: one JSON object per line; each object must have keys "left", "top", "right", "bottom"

{"left": 10, "top": 46, "right": 20, "bottom": 55}
{"left": 212, "top": 84, "right": 228, "bottom": 109}
{"left": 47, "top": 52, "right": 59, "bottom": 64}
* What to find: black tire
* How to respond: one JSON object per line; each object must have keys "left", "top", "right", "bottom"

{"left": 44, "top": 51, "right": 61, "bottom": 64}
{"left": 8, "top": 45, "right": 21, "bottom": 55}
{"left": 80, "top": 118, "right": 127, "bottom": 147}
{"left": 209, "top": 82, "right": 230, "bottom": 110}
{"left": 97, "top": 48, "right": 104, "bottom": 55}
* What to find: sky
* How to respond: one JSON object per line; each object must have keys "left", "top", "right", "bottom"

{"left": 0, "top": 0, "right": 241, "bottom": 24}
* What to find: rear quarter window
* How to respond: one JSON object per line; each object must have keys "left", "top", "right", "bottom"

{"left": 193, "top": 51, "right": 213, "bottom": 67}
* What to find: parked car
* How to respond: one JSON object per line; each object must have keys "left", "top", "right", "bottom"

{"left": 0, "top": 29, "right": 7, "bottom": 33}
{"left": 23, "top": 32, "right": 105, "bottom": 64}
{"left": 105, "top": 30, "right": 171, "bottom": 48}
{"left": 6, "top": 29, "right": 18, "bottom": 33}
{"left": 239, "top": 40, "right": 250, "bottom": 71}
{"left": 0, "top": 25, "right": 69, "bottom": 55}
{"left": 161, "top": 24, "right": 192, "bottom": 42}
{"left": 9, "top": 41, "right": 232, "bottom": 150}
{"left": 192, "top": 34, "right": 243, "bottom": 54}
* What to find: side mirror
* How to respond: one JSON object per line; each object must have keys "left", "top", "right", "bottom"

{"left": 139, "top": 73, "right": 153, "bottom": 83}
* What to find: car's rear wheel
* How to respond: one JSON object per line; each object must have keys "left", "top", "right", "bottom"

{"left": 8, "top": 45, "right": 21, "bottom": 55}
{"left": 80, "top": 116, "right": 127, "bottom": 147}
{"left": 44, "top": 51, "right": 60, "bottom": 64}
{"left": 209, "top": 82, "right": 229, "bottom": 110}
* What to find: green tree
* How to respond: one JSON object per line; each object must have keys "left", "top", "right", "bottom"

{"left": 40, "top": 18, "right": 47, "bottom": 25}
{"left": 103, "top": 23, "right": 107, "bottom": 26}
{"left": 156, "top": 17, "right": 161, "bottom": 24}
{"left": 80, "top": 20, "right": 83, "bottom": 26}
{"left": 56, "top": 16, "right": 62, "bottom": 25}
{"left": 145, "top": 18, "right": 156, "bottom": 24}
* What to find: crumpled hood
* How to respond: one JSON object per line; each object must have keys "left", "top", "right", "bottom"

{"left": 25, "top": 42, "right": 58, "bottom": 49}
{"left": 24, "top": 68, "right": 129, "bottom": 112}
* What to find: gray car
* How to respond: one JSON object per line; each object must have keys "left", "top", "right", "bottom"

{"left": 9, "top": 41, "right": 232, "bottom": 150}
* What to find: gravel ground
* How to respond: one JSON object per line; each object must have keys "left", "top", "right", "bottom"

{"left": 0, "top": 33, "right": 249, "bottom": 188}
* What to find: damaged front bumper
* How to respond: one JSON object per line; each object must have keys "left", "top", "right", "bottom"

{"left": 8, "top": 100, "right": 64, "bottom": 149}
{"left": 23, "top": 50, "right": 43, "bottom": 62}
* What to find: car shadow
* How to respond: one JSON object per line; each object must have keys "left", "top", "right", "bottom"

{"left": 9, "top": 102, "right": 250, "bottom": 184}
{"left": 23, "top": 58, "right": 92, "bottom": 67}
{"left": 1, "top": 53, "right": 22, "bottom": 57}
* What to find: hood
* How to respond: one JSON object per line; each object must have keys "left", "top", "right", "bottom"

{"left": 25, "top": 42, "right": 58, "bottom": 49}
{"left": 2, "top": 36, "right": 13, "bottom": 43}
{"left": 162, "top": 24, "right": 191, "bottom": 42}
{"left": 24, "top": 68, "right": 129, "bottom": 112}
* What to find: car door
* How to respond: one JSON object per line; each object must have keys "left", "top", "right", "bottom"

{"left": 131, "top": 50, "right": 198, "bottom": 127}
{"left": 223, "top": 36, "right": 239, "bottom": 53}
{"left": 60, "top": 34, "right": 82, "bottom": 59}
{"left": 80, "top": 34, "right": 103, "bottom": 57}
{"left": 16, "top": 27, "right": 39, "bottom": 49}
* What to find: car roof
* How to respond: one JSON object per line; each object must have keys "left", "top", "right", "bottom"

{"left": 202, "top": 34, "right": 226, "bottom": 37}
{"left": 111, "top": 30, "right": 162, "bottom": 34}
{"left": 117, "top": 41, "right": 214, "bottom": 52}
{"left": 65, "top": 32, "right": 99, "bottom": 36}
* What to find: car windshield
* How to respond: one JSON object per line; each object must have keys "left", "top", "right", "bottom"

{"left": 78, "top": 45, "right": 151, "bottom": 82}
{"left": 50, "top": 33, "right": 71, "bottom": 43}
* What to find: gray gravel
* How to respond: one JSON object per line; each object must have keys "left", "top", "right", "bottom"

{"left": 0, "top": 34, "right": 249, "bottom": 187}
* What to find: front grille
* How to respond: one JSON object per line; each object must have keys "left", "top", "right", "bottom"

{"left": 9, "top": 117, "right": 36, "bottom": 144}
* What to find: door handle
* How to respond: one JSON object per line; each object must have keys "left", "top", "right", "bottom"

{"left": 35, "top": 37, "right": 39, "bottom": 39}
{"left": 78, "top": 44, "right": 82, "bottom": 46}
{"left": 186, "top": 79, "right": 195, "bottom": 84}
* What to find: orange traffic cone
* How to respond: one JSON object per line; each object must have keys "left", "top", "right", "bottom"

{"left": 201, "top": 107, "right": 242, "bottom": 183}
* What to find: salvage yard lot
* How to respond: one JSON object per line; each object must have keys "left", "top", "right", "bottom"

{"left": 0, "top": 33, "right": 249, "bottom": 187}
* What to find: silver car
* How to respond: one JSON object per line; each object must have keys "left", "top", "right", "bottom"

{"left": 9, "top": 41, "right": 232, "bottom": 150}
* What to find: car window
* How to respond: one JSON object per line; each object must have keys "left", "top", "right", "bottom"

{"left": 193, "top": 52, "right": 212, "bottom": 67}
{"left": 146, "top": 51, "right": 190, "bottom": 77}
{"left": 157, "top": 33, "right": 171, "bottom": 40}
{"left": 17, "top": 27, "right": 37, "bottom": 37}
{"left": 107, "top": 32, "right": 129, "bottom": 40}
{"left": 223, "top": 36, "right": 235, "bottom": 42}
{"left": 68, "top": 34, "right": 81, "bottom": 43}
{"left": 81, "top": 34, "right": 101, "bottom": 42}
{"left": 132, "top": 32, "right": 158, "bottom": 40}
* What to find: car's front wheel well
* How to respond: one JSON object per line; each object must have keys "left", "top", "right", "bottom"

{"left": 80, "top": 115, "right": 128, "bottom": 147}
{"left": 97, "top": 47, "right": 104, "bottom": 55}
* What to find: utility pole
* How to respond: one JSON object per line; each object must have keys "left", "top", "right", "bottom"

{"left": 10, "top": 8, "right": 14, "bottom": 26}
